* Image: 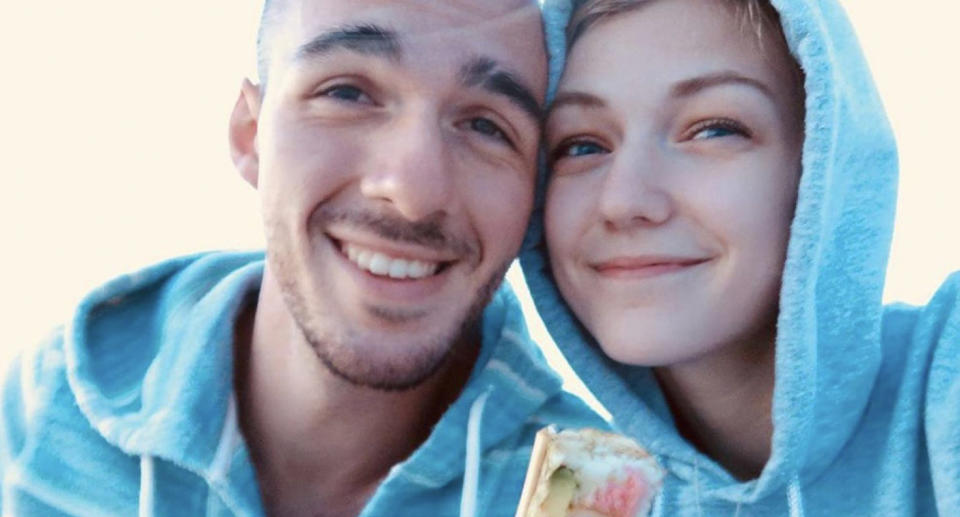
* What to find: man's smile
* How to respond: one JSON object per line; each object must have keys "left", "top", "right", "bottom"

{"left": 339, "top": 240, "right": 444, "bottom": 280}
{"left": 323, "top": 230, "right": 470, "bottom": 305}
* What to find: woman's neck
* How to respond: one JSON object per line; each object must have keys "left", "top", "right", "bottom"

{"left": 653, "top": 323, "right": 777, "bottom": 481}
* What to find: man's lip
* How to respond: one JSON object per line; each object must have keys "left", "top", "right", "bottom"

{"left": 590, "top": 256, "right": 712, "bottom": 273}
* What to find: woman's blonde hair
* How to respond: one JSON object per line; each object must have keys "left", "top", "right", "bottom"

{"left": 568, "top": 0, "right": 789, "bottom": 53}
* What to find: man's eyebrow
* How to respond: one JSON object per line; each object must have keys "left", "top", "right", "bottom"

{"left": 295, "top": 23, "right": 401, "bottom": 62}
{"left": 460, "top": 57, "right": 543, "bottom": 124}
{"left": 671, "top": 71, "right": 774, "bottom": 100}
{"left": 550, "top": 91, "right": 607, "bottom": 111}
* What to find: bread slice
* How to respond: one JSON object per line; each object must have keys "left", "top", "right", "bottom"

{"left": 515, "top": 427, "right": 664, "bottom": 517}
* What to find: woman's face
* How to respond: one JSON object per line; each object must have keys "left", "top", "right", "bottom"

{"left": 545, "top": 0, "right": 804, "bottom": 366}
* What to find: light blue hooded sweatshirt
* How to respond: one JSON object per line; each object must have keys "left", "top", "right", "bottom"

{"left": 520, "top": 0, "right": 960, "bottom": 515}
{"left": 0, "top": 252, "right": 606, "bottom": 516}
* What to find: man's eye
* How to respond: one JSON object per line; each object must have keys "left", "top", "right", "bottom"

{"left": 319, "top": 84, "right": 371, "bottom": 104}
{"left": 689, "top": 119, "right": 750, "bottom": 140}
{"left": 468, "top": 117, "right": 509, "bottom": 143}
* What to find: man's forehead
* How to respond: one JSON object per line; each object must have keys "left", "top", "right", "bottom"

{"left": 284, "top": 0, "right": 537, "bottom": 21}
{"left": 263, "top": 0, "right": 548, "bottom": 105}
{"left": 273, "top": 0, "right": 541, "bottom": 54}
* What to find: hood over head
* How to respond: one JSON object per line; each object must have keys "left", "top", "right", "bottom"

{"left": 521, "top": 0, "right": 898, "bottom": 503}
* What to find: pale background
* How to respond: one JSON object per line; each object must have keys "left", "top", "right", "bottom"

{"left": 2, "top": 1, "right": 958, "bottom": 383}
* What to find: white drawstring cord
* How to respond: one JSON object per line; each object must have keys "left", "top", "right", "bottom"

{"left": 459, "top": 389, "right": 492, "bottom": 517}
{"left": 694, "top": 455, "right": 704, "bottom": 517}
{"left": 651, "top": 466, "right": 666, "bottom": 517}
{"left": 139, "top": 455, "right": 155, "bottom": 517}
{"left": 787, "top": 474, "right": 806, "bottom": 517}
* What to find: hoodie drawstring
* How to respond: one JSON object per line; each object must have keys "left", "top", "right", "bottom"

{"left": 693, "top": 455, "right": 704, "bottom": 517}
{"left": 459, "top": 388, "right": 492, "bottom": 517}
{"left": 139, "top": 455, "right": 155, "bottom": 517}
{"left": 651, "top": 467, "right": 666, "bottom": 517}
{"left": 787, "top": 474, "right": 806, "bottom": 517}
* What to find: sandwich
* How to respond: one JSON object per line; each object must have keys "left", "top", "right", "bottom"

{"left": 515, "top": 427, "right": 665, "bottom": 517}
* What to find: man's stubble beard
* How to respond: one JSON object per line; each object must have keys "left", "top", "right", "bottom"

{"left": 265, "top": 207, "right": 514, "bottom": 392}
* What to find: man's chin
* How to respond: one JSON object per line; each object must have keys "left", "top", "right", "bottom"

{"left": 279, "top": 253, "right": 511, "bottom": 392}
{"left": 363, "top": 304, "right": 430, "bottom": 326}
{"left": 305, "top": 326, "right": 468, "bottom": 392}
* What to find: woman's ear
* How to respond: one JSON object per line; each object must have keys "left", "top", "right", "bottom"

{"left": 229, "top": 79, "right": 263, "bottom": 188}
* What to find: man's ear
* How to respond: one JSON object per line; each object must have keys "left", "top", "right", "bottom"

{"left": 229, "top": 79, "right": 263, "bottom": 188}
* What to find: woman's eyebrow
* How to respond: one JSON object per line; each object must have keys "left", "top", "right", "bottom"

{"left": 671, "top": 71, "right": 774, "bottom": 100}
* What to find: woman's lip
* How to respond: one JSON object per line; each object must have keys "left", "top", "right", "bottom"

{"left": 592, "top": 256, "right": 711, "bottom": 268}
{"left": 590, "top": 257, "right": 711, "bottom": 277}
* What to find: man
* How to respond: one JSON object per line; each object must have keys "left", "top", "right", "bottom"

{"left": 0, "top": 1, "right": 602, "bottom": 515}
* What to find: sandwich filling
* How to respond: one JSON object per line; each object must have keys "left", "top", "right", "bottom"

{"left": 524, "top": 428, "right": 664, "bottom": 517}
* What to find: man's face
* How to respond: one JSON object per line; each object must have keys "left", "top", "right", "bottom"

{"left": 240, "top": 0, "right": 546, "bottom": 390}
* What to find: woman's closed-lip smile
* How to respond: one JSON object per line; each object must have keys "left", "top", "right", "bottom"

{"left": 590, "top": 255, "right": 712, "bottom": 278}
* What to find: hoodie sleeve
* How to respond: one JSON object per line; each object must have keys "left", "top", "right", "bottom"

{"left": 0, "top": 352, "right": 27, "bottom": 509}
{"left": 0, "top": 330, "right": 66, "bottom": 510}
{"left": 924, "top": 274, "right": 960, "bottom": 514}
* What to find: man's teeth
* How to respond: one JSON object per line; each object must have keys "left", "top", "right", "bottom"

{"left": 343, "top": 243, "right": 440, "bottom": 279}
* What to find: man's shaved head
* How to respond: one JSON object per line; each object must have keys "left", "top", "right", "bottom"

{"left": 255, "top": 0, "right": 540, "bottom": 90}
{"left": 256, "top": 0, "right": 285, "bottom": 88}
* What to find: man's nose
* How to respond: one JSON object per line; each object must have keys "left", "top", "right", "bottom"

{"left": 360, "top": 108, "right": 455, "bottom": 222}
{"left": 597, "top": 142, "right": 673, "bottom": 231}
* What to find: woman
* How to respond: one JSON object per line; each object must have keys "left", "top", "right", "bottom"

{"left": 521, "top": 0, "right": 960, "bottom": 514}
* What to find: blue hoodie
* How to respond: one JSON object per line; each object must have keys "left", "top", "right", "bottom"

{"left": 520, "top": 0, "right": 960, "bottom": 515}
{"left": 0, "top": 252, "right": 606, "bottom": 516}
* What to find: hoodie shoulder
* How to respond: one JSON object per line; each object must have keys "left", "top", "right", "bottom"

{"left": 3, "top": 252, "right": 266, "bottom": 515}
{"left": 877, "top": 273, "right": 960, "bottom": 514}
{"left": 919, "top": 273, "right": 960, "bottom": 514}
{"left": 1, "top": 332, "right": 48, "bottom": 509}
{"left": 880, "top": 272, "right": 960, "bottom": 370}
{"left": 2, "top": 329, "right": 69, "bottom": 475}
{"left": 0, "top": 328, "right": 141, "bottom": 515}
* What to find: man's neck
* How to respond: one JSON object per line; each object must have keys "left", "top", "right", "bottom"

{"left": 653, "top": 323, "right": 776, "bottom": 481}
{"left": 233, "top": 283, "right": 479, "bottom": 517}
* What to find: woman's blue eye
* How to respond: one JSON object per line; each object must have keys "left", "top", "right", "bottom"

{"left": 690, "top": 120, "right": 749, "bottom": 141}
{"left": 554, "top": 141, "right": 606, "bottom": 160}
{"left": 470, "top": 117, "right": 508, "bottom": 142}
{"left": 566, "top": 142, "right": 605, "bottom": 157}
{"left": 693, "top": 126, "right": 738, "bottom": 139}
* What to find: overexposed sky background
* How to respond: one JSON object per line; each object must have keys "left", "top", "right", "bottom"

{"left": 2, "top": 1, "right": 959, "bottom": 373}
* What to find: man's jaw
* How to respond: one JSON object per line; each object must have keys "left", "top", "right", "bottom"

{"left": 266, "top": 236, "right": 512, "bottom": 392}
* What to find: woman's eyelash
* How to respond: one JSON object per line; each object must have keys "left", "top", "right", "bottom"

{"left": 687, "top": 118, "right": 751, "bottom": 140}
{"left": 550, "top": 139, "right": 608, "bottom": 162}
